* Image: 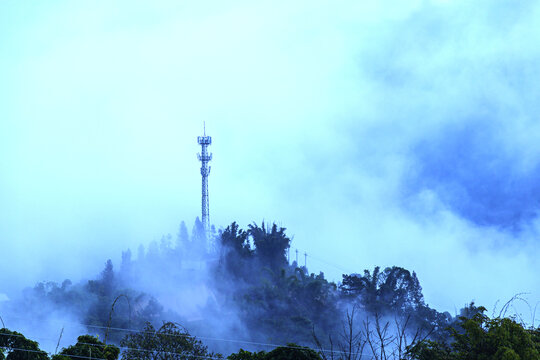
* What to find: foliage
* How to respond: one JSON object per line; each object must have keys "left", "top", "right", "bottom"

{"left": 120, "top": 322, "right": 221, "bottom": 360}
{"left": 407, "top": 309, "right": 540, "bottom": 360}
{"left": 226, "top": 349, "right": 266, "bottom": 360}
{"left": 0, "top": 328, "right": 48, "bottom": 360}
{"left": 341, "top": 266, "right": 424, "bottom": 314}
{"left": 265, "top": 343, "right": 322, "bottom": 360}
{"left": 219, "top": 222, "right": 252, "bottom": 280}
{"left": 12, "top": 262, "right": 165, "bottom": 346}
{"left": 340, "top": 266, "right": 452, "bottom": 341}
{"left": 5, "top": 219, "right": 521, "bottom": 359}
{"left": 215, "top": 222, "right": 341, "bottom": 345}
{"left": 248, "top": 223, "right": 290, "bottom": 271}
{"left": 227, "top": 344, "right": 321, "bottom": 360}
{"left": 57, "top": 335, "right": 119, "bottom": 360}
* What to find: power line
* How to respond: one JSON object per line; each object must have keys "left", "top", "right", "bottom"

{"left": 0, "top": 332, "right": 223, "bottom": 360}
{"left": 0, "top": 246, "right": 397, "bottom": 359}
{"left": 0, "top": 248, "right": 365, "bottom": 358}
{"left": 4, "top": 312, "right": 357, "bottom": 351}
{"left": 294, "top": 247, "right": 356, "bottom": 275}
{"left": 0, "top": 321, "right": 373, "bottom": 358}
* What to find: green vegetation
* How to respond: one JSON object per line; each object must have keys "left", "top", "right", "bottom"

{"left": 227, "top": 344, "right": 321, "bottom": 360}
{"left": 2, "top": 316, "right": 539, "bottom": 360}
{"left": 407, "top": 309, "right": 540, "bottom": 360}
{"left": 0, "top": 328, "right": 48, "bottom": 360}
{"left": 54, "top": 335, "right": 119, "bottom": 360}
{"left": 2, "top": 220, "right": 538, "bottom": 359}
{"left": 120, "top": 322, "right": 220, "bottom": 360}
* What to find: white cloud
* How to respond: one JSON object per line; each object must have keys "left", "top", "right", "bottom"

{"left": 0, "top": 0, "right": 538, "bottom": 314}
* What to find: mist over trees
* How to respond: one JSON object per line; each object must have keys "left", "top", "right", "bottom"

{"left": 1, "top": 219, "right": 538, "bottom": 359}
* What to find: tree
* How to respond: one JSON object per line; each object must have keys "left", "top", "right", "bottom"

{"left": 313, "top": 304, "right": 364, "bottom": 360}
{"left": 265, "top": 343, "right": 322, "bottom": 360}
{"left": 227, "top": 344, "right": 322, "bottom": 360}
{"left": 120, "top": 322, "right": 221, "bottom": 360}
{"left": 0, "top": 328, "right": 48, "bottom": 360}
{"left": 216, "top": 222, "right": 341, "bottom": 345}
{"left": 85, "top": 261, "right": 117, "bottom": 334}
{"left": 176, "top": 221, "right": 189, "bottom": 254}
{"left": 87, "top": 260, "right": 115, "bottom": 298}
{"left": 249, "top": 222, "right": 290, "bottom": 271}
{"left": 341, "top": 266, "right": 424, "bottom": 315}
{"left": 340, "top": 266, "right": 450, "bottom": 340}
{"left": 191, "top": 217, "right": 207, "bottom": 256}
{"left": 218, "top": 222, "right": 252, "bottom": 279}
{"left": 227, "top": 349, "right": 265, "bottom": 360}
{"left": 120, "top": 250, "right": 132, "bottom": 273}
{"left": 407, "top": 309, "right": 540, "bottom": 360}
{"left": 56, "top": 335, "right": 119, "bottom": 360}
{"left": 221, "top": 222, "right": 251, "bottom": 257}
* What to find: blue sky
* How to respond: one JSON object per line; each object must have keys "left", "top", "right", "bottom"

{"left": 1, "top": 0, "right": 539, "bottom": 316}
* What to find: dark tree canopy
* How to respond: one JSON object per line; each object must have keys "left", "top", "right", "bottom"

{"left": 341, "top": 266, "right": 455, "bottom": 340}
{"left": 341, "top": 266, "right": 424, "bottom": 314}
{"left": 57, "top": 335, "right": 119, "bottom": 360}
{"left": 219, "top": 222, "right": 252, "bottom": 279}
{"left": 249, "top": 222, "right": 290, "bottom": 271}
{"left": 227, "top": 344, "right": 322, "bottom": 360}
{"left": 0, "top": 328, "right": 48, "bottom": 360}
{"left": 227, "top": 349, "right": 266, "bottom": 360}
{"left": 407, "top": 309, "right": 540, "bottom": 360}
{"left": 120, "top": 322, "right": 221, "bottom": 360}
{"left": 265, "top": 343, "right": 322, "bottom": 360}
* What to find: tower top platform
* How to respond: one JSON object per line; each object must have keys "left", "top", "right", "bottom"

{"left": 198, "top": 136, "right": 212, "bottom": 145}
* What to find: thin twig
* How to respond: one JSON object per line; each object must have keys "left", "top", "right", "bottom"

{"left": 55, "top": 327, "right": 64, "bottom": 354}
{"left": 104, "top": 294, "right": 131, "bottom": 344}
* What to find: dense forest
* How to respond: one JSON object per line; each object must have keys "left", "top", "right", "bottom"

{"left": 1, "top": 219, "right": 538, "bottom": 359}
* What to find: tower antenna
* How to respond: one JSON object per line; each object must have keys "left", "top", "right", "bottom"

{"left": 197, "top": 124, "right": 212, "bottom": 232}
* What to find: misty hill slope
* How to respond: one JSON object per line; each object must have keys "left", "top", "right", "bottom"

{"left": 1, "top": 219, "right": 486, "bottom": 354}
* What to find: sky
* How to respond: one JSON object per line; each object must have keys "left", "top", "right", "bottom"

{"left": 1, "top": 0, "right": 539, "bottom": 318}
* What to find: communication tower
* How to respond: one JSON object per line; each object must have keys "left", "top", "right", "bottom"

{"left": 197, "top": 123, "right": 212, "bottom": 232}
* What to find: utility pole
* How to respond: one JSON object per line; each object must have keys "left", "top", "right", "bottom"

{"left": 197, "top": 123, "right": 212, "bottom": 232}
{"left": 304, "top": 252, "right": 307, "bottom": 268}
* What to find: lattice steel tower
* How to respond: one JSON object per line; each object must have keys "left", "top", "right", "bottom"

{"left": 197, "top": 123, "right": 212, "bottom": 231}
